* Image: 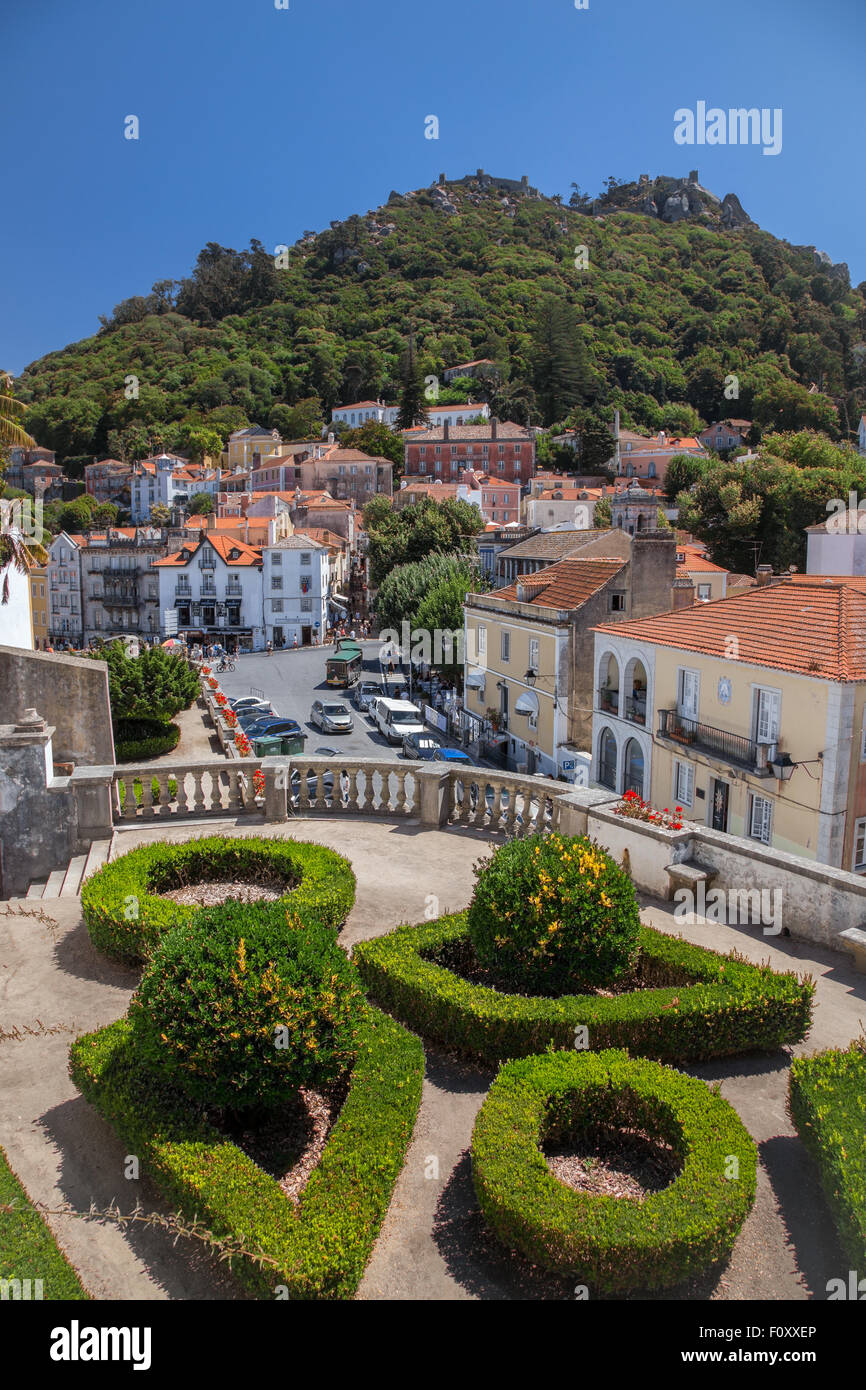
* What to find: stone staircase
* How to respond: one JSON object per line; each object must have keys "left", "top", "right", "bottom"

{"left": 20, "top": 840, "right": 112, "bottom": 901}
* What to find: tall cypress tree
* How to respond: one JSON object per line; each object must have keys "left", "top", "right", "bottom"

{"left": 531, "top": 297, "right": 591, "bottom": 425}
{"left": 396, "top": 330, "right": 430, "bottom": 431}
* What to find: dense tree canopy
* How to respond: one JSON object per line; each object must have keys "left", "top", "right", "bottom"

{"left": 15, "top": 179, "right": 865, "bottom": 473}
{"left": 363, "top": 495, "right": 485, "bottom": 587}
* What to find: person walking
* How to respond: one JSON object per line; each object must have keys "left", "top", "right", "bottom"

{"left": 266, "top": 640, "right": 273, "bottom": 656}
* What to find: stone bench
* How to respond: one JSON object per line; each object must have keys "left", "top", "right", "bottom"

{"left": 838, "top": 927, "right": 866, "bottom": 974}
{"left": 664, "top": 859, "right": 719, "bottom": 901}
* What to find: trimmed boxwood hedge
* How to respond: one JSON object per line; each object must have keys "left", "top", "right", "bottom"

{"left": 81, "top": 836, "right": 357, "bottom": 964}
{"left": 0, "top": 1144, "right": 89, "bottom": 1300}
{"left": 789, "top": 1042, "right": 866, "bottom": 1267}
{"left": 114, "top": 716, "right": 180, "bottom": 763}
{"left": 471, "top": 1049, "right": 757, "bottom": 1294}
{"left": 354, "top": 913, "right": 814, "bottom": 1064}
{"left": 68, "top": 1005, "right": 423, "bottom": 1300}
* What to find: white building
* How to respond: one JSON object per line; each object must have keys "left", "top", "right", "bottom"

{"left": 331, "top": 400, "right": 401, "bottom": 430}
{"left": 590, "top": 629, "right": 655, "bottom": 799}
{"left": 424, "top": 402, "right": 490, "bottom": 428}
{"left": 154, "top": 534, "right": 265, "bottom": 651}
{"left": 130, "top": 455, "right": 220, "bottom": 522}
{"left": 47, "top": 532, "right": 84, "bottom": 646}
{"left": 261, "top": 535, "right": 329, "bottom": 649}
{"left": 0, "top": 530, "right": 36, "bottom": 650}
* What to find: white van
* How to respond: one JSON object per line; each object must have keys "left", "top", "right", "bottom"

{"left": 373, "top": 697, "right": 426, "bottom": 745}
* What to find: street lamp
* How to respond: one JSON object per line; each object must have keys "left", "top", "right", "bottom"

{"left": 525, "top": 667, "right": 538, "bottom": 687}
{"left": 768, "top": 751, "right": 795, "bottom": 781}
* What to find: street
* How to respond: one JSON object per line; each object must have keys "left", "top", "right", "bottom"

{"left": 214, "top": 640, "right": 410, "bottom": 761}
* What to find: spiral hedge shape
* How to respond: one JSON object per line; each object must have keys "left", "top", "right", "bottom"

{"left": 472, "top": 1049, "right": 757, "bottom": 1294}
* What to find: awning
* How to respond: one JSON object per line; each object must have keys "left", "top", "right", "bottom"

{"left": 465, "top": 670, "right": 486, "bottom": 689}
{"left": 514, "top": 689, "right": 539, "bottom": 717}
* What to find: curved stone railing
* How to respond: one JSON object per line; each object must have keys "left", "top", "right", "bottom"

{"left": 107, "top": 755, "right": 571, "bottom": 833}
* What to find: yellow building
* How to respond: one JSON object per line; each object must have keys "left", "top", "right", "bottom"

{"left": 592, "top": 577, "right": 866, "bottom": 870}
{"left": 29, "top": 562, "right": 49, "bottom": 648}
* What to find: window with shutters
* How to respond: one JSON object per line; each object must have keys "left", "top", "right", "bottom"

{"left": 754, "top": 687, "right": 781, "bottom": 744}
{"left": 501, "top": 631, "right": 510, "bottom": 662}
{"left": 528, "top": 638, "right": 539, "bottom": 670}
{"left": 677, "top": 668, "right": 700, "bottom": 719}
{"left": 749, "top": 794, "right": 773, "bottom": 845}
{"left": 675, "top": 760, "right": 694, "bottom": 806}
{"left": 854, "top": 819, "right": 866, "bottom": 872}
{"left": 477, "top": 626, "right": 487, "bottom": 655}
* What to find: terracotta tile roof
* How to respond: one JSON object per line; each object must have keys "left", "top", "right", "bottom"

{"left": 405, "top": 420, "right": 533, "bottom": 442}
{"left": 675, "top": 545, "right": 728, "bottom": 575}
{"left": 493, "top": 557, "right": 627, "bottom": 609}
{"left": 499, "top": 530, "right": 627, "bottom": 561}
{"left": 805, "top": 509, "right": 866, "bottom": 534}
{"left": 295, "top": 527, "right": 346, "bottom": 548}
{"left": 332, "top": 400, "right": 385, "bottom": 410}
{"left": 153, "top": 536, "right": 262, "bottom": 568}
{"left": 595, "top": 580, "right": 866, "bottom": 680}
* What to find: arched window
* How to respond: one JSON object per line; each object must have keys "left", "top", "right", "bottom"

{"left": 598, "top": 727, "right": 617, "bottom": 790}
{"left": 624, "top": 739, "right": 644, "bottom": 797}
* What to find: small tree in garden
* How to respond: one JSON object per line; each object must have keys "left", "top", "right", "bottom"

{"left": 130, "top": 903, "right": 365, "bottom": 1112}
{"left": 92, "top": 641, "right": 199, "bottom": 723}
{"left": 467, "top": 832, "right": 641, "bottom": 992}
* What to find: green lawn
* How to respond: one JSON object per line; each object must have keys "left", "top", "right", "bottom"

{"left": 0, "top": 1144, "right": 88, "bottom": 1299}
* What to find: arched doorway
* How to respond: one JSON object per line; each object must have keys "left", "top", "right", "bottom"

{"left": 624, "top": 739, "right": 644, "bottom": 797}
{"left": 598, "top": 727, "right": 617, "bottom": 790}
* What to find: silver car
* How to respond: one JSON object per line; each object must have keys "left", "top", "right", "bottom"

{"left": 310, "top": 700, "right": 354, "bottom": 734}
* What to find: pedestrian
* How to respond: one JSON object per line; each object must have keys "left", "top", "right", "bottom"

{"left": 266, "top": 640, "right": 273, "bottom": 656}
{"left": 293, "top": 633, "right": 299, "bottom": 649}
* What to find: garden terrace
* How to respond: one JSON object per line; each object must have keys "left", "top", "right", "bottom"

{"left": 1, "top": 814, "right": 864, "bottom": 1302}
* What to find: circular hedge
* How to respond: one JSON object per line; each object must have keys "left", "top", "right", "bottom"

{"left": 468, "top": 832, "right": 641, "bottom": 992}
{"left": 81, "top": 836, "right": 356, "bottom": 964}
{"left": 471, "top": 1048, "right": 757, "bottom": 1293}
{"left": 130, "top": 900, "right": 365, "bottom": 1110}
{"left": 114, "top": 716, "right": 180, "bottom": 763}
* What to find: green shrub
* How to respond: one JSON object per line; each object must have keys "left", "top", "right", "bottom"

{"left": 69, "top": 1007, "right": 423, "bottom": 1299}
{"left": 81, "top": 836, "right": 356, "bottom": 964}
{"left": 354, "top": 912, "right": 814, "bottom": 1065}
{"left": 0, "top": 1145, "right": 88, "bottom": 1299}
{"left": 116, "top": 775, "right": 179, "bottom": 809}
{"left": 91, "top": 641, "right": 199, "bottom": 722}
{"left": 789, "top": 1042, "right": 866, "bottom": 1267}
{"left": 472, "top": 1049, "right": 757, "bottom": 1294}
{"left": 467, "top": 833, "right": 641, "bottom": 991}
{"left": 130, "top": 902, "right": 365, "bottom": 1110}
{"left": 114, "top": 716, "right": 180, "bottom": 763}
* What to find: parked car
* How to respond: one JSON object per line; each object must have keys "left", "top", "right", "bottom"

{"left": 310, "top": 700, "right": 354, "bottom": 734}
{"left": 229, "top": 696, "right": 271, "bottom": 713}
{"left": 354, "top": 680, "right": 381, "bottom": 713}
{"left": 373, "top": 697, "right": 426, "bottom": 746}
{"left": 401, "top": 731, "right": 442, "bottom": 760}
{"left": 240, "top": 716, "right": 303, "bottom": 739}
{"left": 231, "top": 699, "right": 274, "bottom": 722}
{"left": 433, "top": 748, "right": 475, "bottom": 766}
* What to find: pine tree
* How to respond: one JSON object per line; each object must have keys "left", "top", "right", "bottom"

{"left": 396, "top": 331, "right": 430, "bottom": 431}
{"left": 531, "top": 298, "right": 591, "bottom": 425}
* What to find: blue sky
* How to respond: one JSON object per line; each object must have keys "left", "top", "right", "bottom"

{"left": 2, "top": 0, "right": 863, "bottom": 374}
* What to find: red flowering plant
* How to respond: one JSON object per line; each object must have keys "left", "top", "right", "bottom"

{"left": 224, "top": 709, "right": 238, "bottom": 728}
{"left": 235, "top": 732, "right": 252, "bottom": 757}
{"left": 208, "top": 677, "right": 219, "bottom": 690}
{"left": 201, "top": 665, "right": 211, "bottom": 675}
{"left": 253, "top": 769, "right": 265, "bottom": 797}
{"left": 215, "top": 693, "right": 228, "bottom": 707}
{"left": 614, "top": 789, "right": 685, "bottom": 831}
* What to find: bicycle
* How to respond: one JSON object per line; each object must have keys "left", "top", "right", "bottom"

{"left": 217, "top": 657, "right": 236, "bottom": 673}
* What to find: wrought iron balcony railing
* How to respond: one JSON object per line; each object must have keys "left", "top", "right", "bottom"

{"left": 657, "top": 709, "right": 762, "bottom": 770}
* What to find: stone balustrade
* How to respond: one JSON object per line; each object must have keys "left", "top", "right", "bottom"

{"left": 112, "top": 759, "right": 263, "bottom": 822}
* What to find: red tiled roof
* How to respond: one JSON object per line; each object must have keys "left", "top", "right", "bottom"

{"left": 675, "top": 545, "right": 728, "bottom": 575}
{"left": 595, "top": 580, "right": 866, "bottom": 680}
{"left": 153, "top": 535, "right": 262, "bottom": 568}
{"left": 494, "top": 557, "right": 627, "bottom": 609}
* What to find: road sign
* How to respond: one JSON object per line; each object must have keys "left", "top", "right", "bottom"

{"left": 164, "top": 609, "right": 179, "bottom": 636}
{"left": 562, "top": 759, "right": 576, "bottom": 771}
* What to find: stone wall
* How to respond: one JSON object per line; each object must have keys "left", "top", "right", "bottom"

{"left": 0, "top": 646, "right": 114, "bottom": 766}
{"left": 0, "top": 719, "right": 75, "bottom": 898}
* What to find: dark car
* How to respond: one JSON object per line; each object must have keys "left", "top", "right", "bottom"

{"left": 401, "top": 731, "right": 442, "bottom": 760}
{"left": 240, "top": 716, "right": 303, "bottom": 739}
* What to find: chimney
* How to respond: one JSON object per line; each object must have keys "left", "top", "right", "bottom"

{"left": 756, "top": 564, "right": 774, "bottom": 587}
{"left": 491, "top": 417, "right": 498, "bottom": 441}
{"left": 443, "top": 419, "right": 450, "bottom": 441}
{"left": 672, "top": 576, "right": 695, "bottom": 610}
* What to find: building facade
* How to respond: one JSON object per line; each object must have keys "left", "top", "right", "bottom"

{"left": 154, "top": 534, "right": 265, "bottom": 651}
{"left": 261, "top": 535, "right": 329, "bottom": 648}
{"left": 47, "top": 532, "right": 85, "bottom": 646}
{"left": 403, "top": 419, "right": 536, "bottom": 487}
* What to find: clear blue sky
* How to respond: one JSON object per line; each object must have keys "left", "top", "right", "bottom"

{"left": 2, "top": 0, "right": 863, "bottom": 375}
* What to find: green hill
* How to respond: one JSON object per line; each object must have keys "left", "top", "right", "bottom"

{"left": 16, "top": 172, "right": 866, "bottom": 470}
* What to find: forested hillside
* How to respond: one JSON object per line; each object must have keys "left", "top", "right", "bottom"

{"left": 16, "top": 173, "right": 866, "bottom": 470}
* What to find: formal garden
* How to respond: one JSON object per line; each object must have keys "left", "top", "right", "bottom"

{"left": 47, "top": 823, "right": 865, "bottom": 1299}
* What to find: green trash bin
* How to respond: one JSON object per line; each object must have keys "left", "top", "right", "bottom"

{"left": 251, "top": 733, "right": 307, "bottom": 756}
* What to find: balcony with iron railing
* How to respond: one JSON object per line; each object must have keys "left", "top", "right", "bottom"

{"left": 657, "top": 709, "right": 767, "bottom": 772}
